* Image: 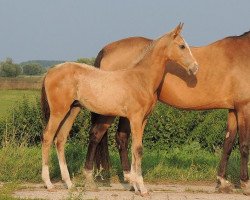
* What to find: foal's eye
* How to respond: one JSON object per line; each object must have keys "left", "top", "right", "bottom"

{"left": 179, "top": 44, "right": 185, "bottom": 49}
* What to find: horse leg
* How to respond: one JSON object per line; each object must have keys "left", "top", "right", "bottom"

{"left": 128, "top": 117, "right": 148, "bottom": 196}
{"left": 115, "top": 117, "right": 131, "bottom": 181}
{"left": 237, "top": 103, "right": 250, "bottom": 195}
{"left": 93, "top": 113, "right": 111, "bottom": 171}
{"left": 84, "top": 115, "right": 115, "bottom": 182}
{"left": 54, "top": 107, "right": 81, "bottom": 189}
{"left": 42, "top": 113, "right": 66, "bottom": 190}
{"left": 217, "top": 109, "right": 237, "bottom": 193}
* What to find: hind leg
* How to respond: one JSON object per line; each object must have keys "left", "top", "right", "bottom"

{"left": 115, "top": 117, "right": 131, "bottom": 181}
{"left": 54, "top": 107, "right": 81, "bottom": 189}
{"left": 42, "top": 114, "right": 66, "bottom": 190}
{"left": 237, "top": 104, "right": 250, "bottom": 195}
{"left": 217, "top": 109, "right": 237, "bottom": 192}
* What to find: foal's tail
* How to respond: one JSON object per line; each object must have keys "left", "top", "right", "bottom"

{"left": 41, "top": 78, "right": 50, "bottom": 124}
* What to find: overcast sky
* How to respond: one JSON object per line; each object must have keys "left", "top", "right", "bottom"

{"left": 0, "top": 0, "right": 249, "bottom": 63}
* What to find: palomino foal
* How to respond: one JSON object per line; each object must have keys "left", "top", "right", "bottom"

{"left": 41, "top": 24, "right": 198, "bottom": 195}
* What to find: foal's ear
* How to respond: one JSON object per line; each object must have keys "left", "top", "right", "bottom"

{"left": 171, "top": 23, "right": 184, "bottom": 39}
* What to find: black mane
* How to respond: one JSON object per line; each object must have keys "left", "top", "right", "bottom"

{"left": 226, "top": 30, "right": 250, "bottom": 39}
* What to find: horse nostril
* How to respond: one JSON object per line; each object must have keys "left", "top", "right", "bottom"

{"left": 188, "top": 64, "right": 199, "bottom": 75}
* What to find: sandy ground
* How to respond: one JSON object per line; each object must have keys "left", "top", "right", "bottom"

{"left": 11, "top": 181, "right": 250, "bottom": 200}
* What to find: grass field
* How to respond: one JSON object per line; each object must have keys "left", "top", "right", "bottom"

{"left": 0, "top": 88, "right": 245, "bottom": 189}
{"left": 0, "top": 89, "right": 40, "bottom": 119}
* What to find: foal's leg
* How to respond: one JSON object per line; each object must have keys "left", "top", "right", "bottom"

{"left": 42, "top": 114, "right": 66, "bottom": 190}
{"left": 54, "top": 107, "right": 81, "bottom": 189}
{"left": 84, "top": 115, "right": 115, "bottom": 180}
{"left": 217, "top": 109, "right": 237, "bottom": 192}
{"left": 129, "top": 117, "right": 148, "bottom": 196}
{"left": 116, "top": 117, "right": 131, "bottom": 180}
{"left": 237, "top": 104, "right": 250, "bottom": 195}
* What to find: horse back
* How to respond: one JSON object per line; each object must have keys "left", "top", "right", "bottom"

{"left": 94, "top": 37, "right": 152, "bottom": 70}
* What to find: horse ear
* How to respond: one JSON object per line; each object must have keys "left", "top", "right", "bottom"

{"left": 171, "top": 22, "right": 184, "bottom": 39}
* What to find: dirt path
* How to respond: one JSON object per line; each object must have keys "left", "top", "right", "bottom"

{"left": 12, "top": 182, "right": 250, "bottom": 200}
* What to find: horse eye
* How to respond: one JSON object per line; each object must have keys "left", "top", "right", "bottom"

{"left": 179, "top": 44, "right": 185, "bottom": 49}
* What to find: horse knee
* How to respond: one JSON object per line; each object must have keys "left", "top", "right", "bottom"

{"left": 136, "top": 146, "right": 143, "bottom": 157}
{"left": 89, "top": 123, "right": 109, "bottom": 144}
{"left": 116, "top": 132, "right": 129, "bottom": 149}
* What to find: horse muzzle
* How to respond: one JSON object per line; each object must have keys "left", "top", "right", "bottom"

{"left": 187, "top": 63, "right": 199, "bottom": 75}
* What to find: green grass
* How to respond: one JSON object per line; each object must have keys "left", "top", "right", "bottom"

{"left": 0, "top": 142, "right": 244, "bottom": 185}
{"left": 0, "top": 90, "right": 40, "bottom": 119}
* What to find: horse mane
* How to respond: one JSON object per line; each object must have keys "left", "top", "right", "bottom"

{"left": 225, "top": 30, "right": 250, "bottom": 40}
{"left": 131, "top": 40, "right": 156, "bottom": 67}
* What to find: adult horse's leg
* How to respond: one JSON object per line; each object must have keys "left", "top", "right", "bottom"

{"left": 54, "top": 107, "right": 81, "bottom": 189}
{"left": 116, "top": 117, "right": 131, "bottom": 180}
{"left": 217, "top": 109, "right": 237, "bottom": 192}
{"left": 94, "top": 113, "right": 111, "bottom": 172}
{"left": 84, "top": 114, "right": 115, "bottom": 181}
{"left": 237, "top": 104, "right": 250, "bottom": 195}
{"left": 128, "top": 117, "right": 148, "bottom": 196}
{"left": 42, "top": 113, "right": 66, "bottom": 190}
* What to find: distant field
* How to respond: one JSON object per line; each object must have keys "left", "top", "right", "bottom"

{"left": 0, "top": 89, "right": 40, "bottom": 119}
{"left": 0, "top": 76, "right": 43, "bottom": 90}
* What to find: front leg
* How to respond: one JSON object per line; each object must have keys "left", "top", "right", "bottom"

{"left": 128, "top": 116, "right": 148, "bottom": 196}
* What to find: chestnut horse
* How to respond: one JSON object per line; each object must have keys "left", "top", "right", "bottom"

{"left": 41, "top": 24, "right": 198, "bottom": 195}
{"left": 87, "top": 31, "right": 250, "bottom": 194}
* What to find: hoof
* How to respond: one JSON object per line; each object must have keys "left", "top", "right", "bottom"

{"left": 141, "top": 192, "right": 150, "bottom": 197}
{"left": 47, "top": 187, "right": 57, "bottom": 192}
{"left": 241, "top": 181, "right": 250, "bottom": 195}
{"left": 216, "top": 176, "right": 233, "bottom": 193}
{"left": 84, "top": 181, "right": 99, "bottom": 191}
{"left": 217, "top": 185, "right": 233, "bottom": 193}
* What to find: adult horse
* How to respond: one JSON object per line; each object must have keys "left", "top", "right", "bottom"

{"left": 41, "top": 24, "right": 198, "bottom": 195}
{"left": 87, "top": 31, "right": 250, "bottom": 194}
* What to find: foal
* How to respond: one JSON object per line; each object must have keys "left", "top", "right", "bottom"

{"left": 41, "top": 23, "right": 198, "bottom": 195}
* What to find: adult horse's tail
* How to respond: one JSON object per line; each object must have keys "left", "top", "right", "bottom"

{"left": 93, "top": 49, "right": 111, "bottom": 172}
{"left": 41, "top": 78, "right": 50, "bottom": 124}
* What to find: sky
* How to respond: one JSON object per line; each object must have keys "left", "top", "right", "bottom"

{"left": 0, "top": 0, "right": 249, "bottom": 63}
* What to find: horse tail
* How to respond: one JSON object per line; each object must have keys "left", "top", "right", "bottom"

{"left": 94, "top": 49, "right": 104, "bottom": 68}
{"left": 41, "top": 78, "right": 50, "bottom": 124}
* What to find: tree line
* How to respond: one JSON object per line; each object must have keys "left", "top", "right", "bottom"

{"left": 0, "top": 58, "right": 45, "bottom": 77}
{"left": 0, "top": 57, "right": 95, "bottom": 77}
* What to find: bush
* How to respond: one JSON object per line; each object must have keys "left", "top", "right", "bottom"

{"left": 0, "top": 98, "right": 228, "bottom": 152}
{"left": 0, "top": 96, "right": 43, "bottom": 146}
{"left": 0, "top": 58, "right": 21, "bottom": 77}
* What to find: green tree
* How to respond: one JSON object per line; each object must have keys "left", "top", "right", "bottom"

{"left": 0, "top": 58, "right": 21, "bottom": 77}
{"left": 22, "top": 63, "right": 45, "bottom": 75}
{"left": 76, "top": 57, "right": 95, "bottom": 65}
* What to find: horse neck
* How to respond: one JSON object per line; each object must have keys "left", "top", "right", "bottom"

{"left": 135, "top": 38, "right": 170, "bottom": 93}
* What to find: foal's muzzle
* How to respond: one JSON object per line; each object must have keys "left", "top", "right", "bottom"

{"left": 187, "top": 63, "right": 199, "bottom": 75}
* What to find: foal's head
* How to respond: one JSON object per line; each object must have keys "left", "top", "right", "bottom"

{"left": 164, "top": 23, "right": 199, "bottom": 75}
